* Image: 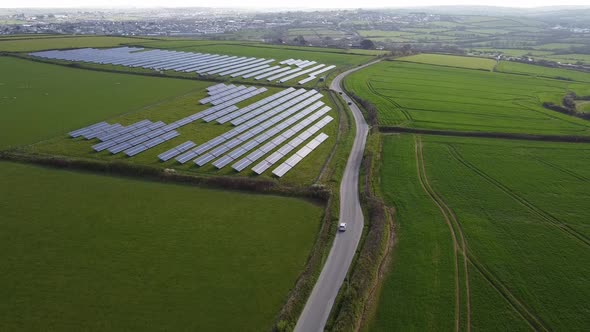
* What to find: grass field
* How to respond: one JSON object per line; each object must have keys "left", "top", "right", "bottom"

{"left": 345, "top": 60, "right": 590, "bottom": 136}
{"left": 396, "top": 54, "right": 496, "bottom": 71}
{"left": 369, "top": 134, "right": 590, "bottom": 331}
{"left": 0, "top": 56, "right": 202, "bottom": 149}
{"left": 543, "top": 53, "right": 590, "bottom": 65}
{"left": 497, "top": 60, "right": 590, "bottom": 83}
{"left": 0, "top": 161, "right": 323, "bottom": 331}
{"left": 0, "top": 36, "right": 145, "bottom": 52}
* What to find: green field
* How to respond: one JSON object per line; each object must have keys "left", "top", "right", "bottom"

{"left": 396, "top": 54, "right": 496, "bottom": 71}
{"left": 0, "top": 161, "right": 322, "bottom": 331}
{"left": 0, "top": 36, "right": 144, "bottom": 52}
{"left": 545, "top": 53, "right": 590, "bottom": 65}
{"left": 497, "top": 60, "right": 590, "bottom": 83}
{"left": 345, "top": 59, "right": 590, "bottom": 136}
{"left": 369, "top": 134, "right": 590, "bottom": 331}
{"left": 0, "top": 56, "right": 201, "bottom": 149}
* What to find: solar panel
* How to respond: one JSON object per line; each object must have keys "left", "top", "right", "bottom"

{"left": 252, "top": 160, "right": 273, "bottom": 175}
{"left": 212, "top": 155, "right": 234, "bottom": 169}
{"left": 176, "top": 150, "right": 199, "bottom": 164}
{"left": 242, "top": 65, "right": 280, "bottom": 79}
{"left": 298, "top": 76, "right": 317, "bottom": 85}
{"left": 230, "top": 64, "right": 271, "bottom": 78}
{"left": 233, "top": 158, "right": 254, "bottom": 172}
{"left": 307, "top": 65, "right": 336, "bottom": 77}
{"left": 278, "top": 64, "right": 326, "bottom": 83}
{"left": 228, "top": 147, "right": 248, "bottom": 159}
{"left": 272, "top": 164, "right": 292, "bottom": 177}
{"left": 194, "top": 153, "right": 215, "bottom": 166}
{"left": 267, "top": 67, "right": 303, "bottom": 82}
{"left": 254, "top": 67, "right": 291, "bottom": 80}
{"left": 69, "top": 121, "right": 109, "bottom": 137}
{"left": 215, "top": 59, "right": 274, "bottom": 76}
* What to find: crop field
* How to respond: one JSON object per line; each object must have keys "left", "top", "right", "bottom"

{"left": 370, "top": 134, "right": 590, "bottom": 331}
{"left": 545, "top": 53, "right": 590, "bottom": 65}
{"left": 531, "top": 43, "right": 586, "bottom": 50}
{"left": 0, "top": 161, "right": 323, "bottom": 331}
{"left": 0, "top": 56, "right": 202, "bottom": 149}
{"left": 396, "top": 54, "right": 496, "bottom": 71}
{"left": 0, "top": 36, "right": 145, "bottom": 52}
{"left": 345, "top": 60, "right": 590, "bottom": 136}
{"left": 496, "top": 61, "right": 590, "bottom": 83}
{"left": 470, "top": 48, "right": 554, "bottom": 57}
{"left": 28, "top": 85, "right": 338, "bottom": 185}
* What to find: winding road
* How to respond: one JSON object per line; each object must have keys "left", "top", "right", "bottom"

{"left": 294, "top": 60, "right": 379, "bottom": 332}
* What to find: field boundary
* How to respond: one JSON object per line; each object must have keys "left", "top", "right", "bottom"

{"left": 379, "top": 126, "right": 590, "bottom": 143}
{"left": 0, "top": 150, "right": 330, "bottom": 202}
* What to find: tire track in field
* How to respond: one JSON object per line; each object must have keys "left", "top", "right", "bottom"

{"left": 531, "top": 155, "right": 590, "bottom": 183}
{"left": 414, "top": 137, "right": 468, "bottom": 332}
{"left": 447, "top": 145, "right": 590, "bottom": 248}
{"left": 444, "top": 144, "right": 551, "bottom": 331}
{"left": 418, "top": 140, "right": 472, "bottom": 331}
{"left": 366, "top": 80, "right": 413, "bottom": 122}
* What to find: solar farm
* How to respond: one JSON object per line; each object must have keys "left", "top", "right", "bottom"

{"left": 1, "top": 37, "right": 354, "bottom": 331}
{"left": 31, "top": 47, "right": 336, "bottom": 84}
{"left": 65, "top": 83, "right": 333, "bottom": 178}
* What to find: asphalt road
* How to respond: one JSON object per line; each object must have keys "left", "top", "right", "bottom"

{"left": 294, "top": 60, "right": 379, "bottom": 332}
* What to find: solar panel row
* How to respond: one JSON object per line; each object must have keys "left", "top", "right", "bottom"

{"left": 124, "top": 130, "right": 180, "bottom": 157}
{"left": 158, "top": 141, "right": 197, "bottom": 161}
{"left": 30, "top": 47, "right": 303, "bottom": 78}
{"left": 254, "top": 67, "right": 291, "bottom": 80}
{"left": 297, "top": 65, "right": 338, "bottom": 85}
{"left": 175, "top": 90, "right": 320, "bottom": 164}
{"left": 196, "top": 97, "right": 326, "bottom": 168}
{"left": 272, "top": 132, "right": 329, "bottom": 177}
{"left": 69, "top": 121, "right": 109, "bottom": 138}
{"left": 241, "top": 65, "right": 280, "bottom": 79}
{"left": 200, "top": 85, "right": 246, "bottom": 104}
{"left": 230, "top": 104, "right": 331, "bottom": 172}
{"left": 230, "top": 88, "right": 308, "bottom": 125}
{"left": 206, "top": 83, "right": 226, "bottom": 92}
{"left": 266, "top": 67, "right": 303, "bottom": 82}
{"left": 216, "top": 87, "right": 296, "bottom": 124}
{"left": 278, "top": 64, "right": 326, "bottom": 83}
{"left": 230, "top": 64, "right": 271, "bottom": 78}
{"left": 92, "top": 121, "right": 166, "bottom": 152}
{"left": 202, "top": 88, "right": 268, "bottom": 122}
{"left": 253, "top": 116, "right": 333, "bottom": 175}
{"left": 207, "top": 84, "right": 236, "bottom": 96}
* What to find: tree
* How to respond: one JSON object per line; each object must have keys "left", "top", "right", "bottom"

{"left": 293, "top": 35, "right": 306, "bottom": 45}
{"left": 360, "top": 39, "right": 375, "bottom": 50}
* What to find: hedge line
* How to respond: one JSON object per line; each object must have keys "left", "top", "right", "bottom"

{"left": 0, "top": 151, "right": 330, "bottom": 202}
{"left": 327, "top": 131, "right": 393, "bottom": 332}
{"left": 379, "top": 126, "right": 590, "bottom": 143}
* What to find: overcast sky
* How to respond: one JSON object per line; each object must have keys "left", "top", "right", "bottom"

{"left": 2, "top": 0, "right": 588, "bottom": 9}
